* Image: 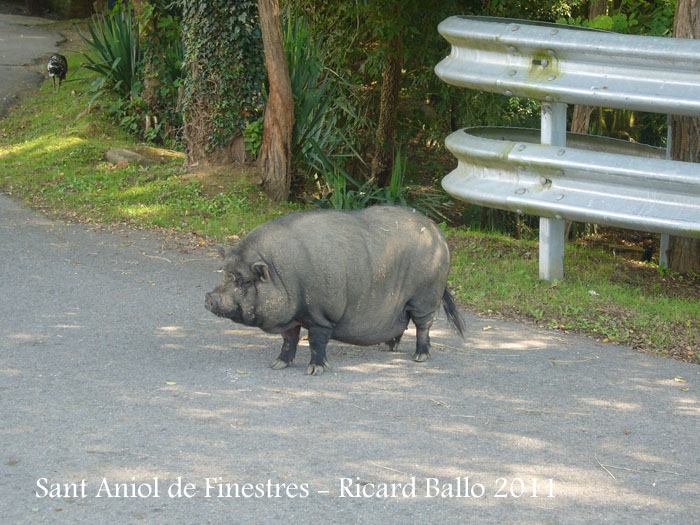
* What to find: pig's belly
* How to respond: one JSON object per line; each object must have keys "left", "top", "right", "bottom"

{"left": 330, "top": 308, "right": 410, "bottom": 346}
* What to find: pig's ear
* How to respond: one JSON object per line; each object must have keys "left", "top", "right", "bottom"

{"left": 215, "top": 244, "right": 228, "bottom": 259}
{"left": 251, "top": 261, "right": 270, "bottom": 282}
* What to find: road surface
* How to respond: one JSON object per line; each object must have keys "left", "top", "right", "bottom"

{"left": 0, "top": 13, "right": 64, "bottom": 118}
{"left": 0, "top": 193, "right": 698, "bottom": 523}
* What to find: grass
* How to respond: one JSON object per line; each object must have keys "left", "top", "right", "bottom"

{"left": 0, "top": 53, "right": 298, "bottom": 239}
{"left": 448, "top": 230, "right": 700, "bottom": 363}
{"left": 1, "top": 52, "right": 698, "bottom": 364}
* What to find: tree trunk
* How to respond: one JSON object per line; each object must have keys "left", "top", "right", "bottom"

{"left": 668, "top": 0, "right": 700, "bottom": 273}
{"left": 566, "top": 1, "right": 608, "bottom": 239}
{"left": 570, "top": 0, "right": 607, "bottom": 135}
{"left": 25, "top": 0, "right": 41, "bottom": 15}
{"left": 371, "top": 30, "right": 402, "bottom": 187}
{"left": 131, "top": 0, "right": 160, "bottom": 111}
{"left": 257, "top": 0, "right": 294, "bottom": 203}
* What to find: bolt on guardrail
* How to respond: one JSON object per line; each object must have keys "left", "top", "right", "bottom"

{"left": 435, "top": 16, "right": 700, "bottom": 280}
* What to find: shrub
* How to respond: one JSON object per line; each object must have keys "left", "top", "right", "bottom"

{"left": 311, "top": 148, "right": 447, "bottom": 220}
{"left": 283, "top": 15, "right": 365, "bottom": 189}
{"left": 79, "top": 8, "right": 142, "bottom": 103}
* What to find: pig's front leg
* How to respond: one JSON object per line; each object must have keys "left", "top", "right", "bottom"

{"left": 271, "top": 325, "right": 301, "bottom": 370}
{"left": 306, "top": 326, "right": 331, "bottom": 376}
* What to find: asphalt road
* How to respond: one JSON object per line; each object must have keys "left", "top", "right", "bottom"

{"left": 1, "top": 12, "right": 699, "bottom": 525}
{"left": 0, "top": 13, "right": 64, "bottom": 118}
{"left": 1, "top": 193, "right": 699, "bottom": 524}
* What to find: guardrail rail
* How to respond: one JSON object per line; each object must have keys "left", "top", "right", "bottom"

{"left": 435, "top": 16, "right": 700, "bottom": 280}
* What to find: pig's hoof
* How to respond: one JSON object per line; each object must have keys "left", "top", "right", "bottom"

{"left": 306, "top": 364, "right": 325, "bottom": 376}
{"left": 413, "top": 352, "right": 430, "bottom": 362}
{"left": 382, "top": 335, "right": 403, "bottom": 352}
{"left": 271, "top": 358, "right": 292, "bottom": 370}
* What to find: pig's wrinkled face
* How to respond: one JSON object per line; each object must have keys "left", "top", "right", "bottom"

{"left": 204, "top": 246, "right": 271, "bottom": 327}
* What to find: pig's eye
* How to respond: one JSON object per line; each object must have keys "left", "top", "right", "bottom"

{"left": 234, "top": 275, "right": 254, "bottom": 292}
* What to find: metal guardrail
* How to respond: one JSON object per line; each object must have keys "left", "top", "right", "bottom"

{"left": 435, "top": 16, "right": 700, "bottom": 280}
{"left": 435, "top": 16, "right": 700, "bottom": 116}
{"left": 444, "top": 127, "right": 698, "bottom": 235}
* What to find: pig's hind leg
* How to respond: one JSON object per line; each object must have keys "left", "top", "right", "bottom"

{"left": 407, "top": 299, "right": 441, "bottom": 362}
{"left": 271, "top": 325, "right": 301, "bottom": 370}
{"left": 412, "top": 315, "right": 433, "bottom": 362}
{"left": 383, "top": 333, "right": 403, "bottom": 352}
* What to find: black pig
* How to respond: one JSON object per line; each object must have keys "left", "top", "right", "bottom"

{"left": 205, "top": 205, "right": 465, "bottom": 375}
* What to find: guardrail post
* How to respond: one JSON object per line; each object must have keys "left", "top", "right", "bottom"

{"left": 436, "top": 16, "right": 700, "bottom": 279}
{"left": 539, "top": 102, "right": 567, "bottom": 281}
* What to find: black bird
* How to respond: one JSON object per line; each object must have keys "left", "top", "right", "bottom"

{"left": 47, "top": 54, "right": 68, "bottom": 93}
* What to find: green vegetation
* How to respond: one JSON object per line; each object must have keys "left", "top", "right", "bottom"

{"left": 76, "top": 3, "right": 184, "bottom": 146}
{"left": 0, "top": 56, "right": 297, "bottom": 238}
{"left": 449, "top": 231, "right": 699, "bottom": 362}
{"left": 310, "top": 148, "right": 448, "bottom": 221}
{"left": 79, "top": 8, "right": 142, "bottom": 102}
{"left": 559, "top": 0, "right": 676, "bottom": 36}
{"left": 283, "top": 15, "right": 365, "bottom": 190}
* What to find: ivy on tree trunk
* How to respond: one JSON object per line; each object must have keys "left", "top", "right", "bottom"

{"left": 181, "top": 0, "right": 265, "bottom": 167}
